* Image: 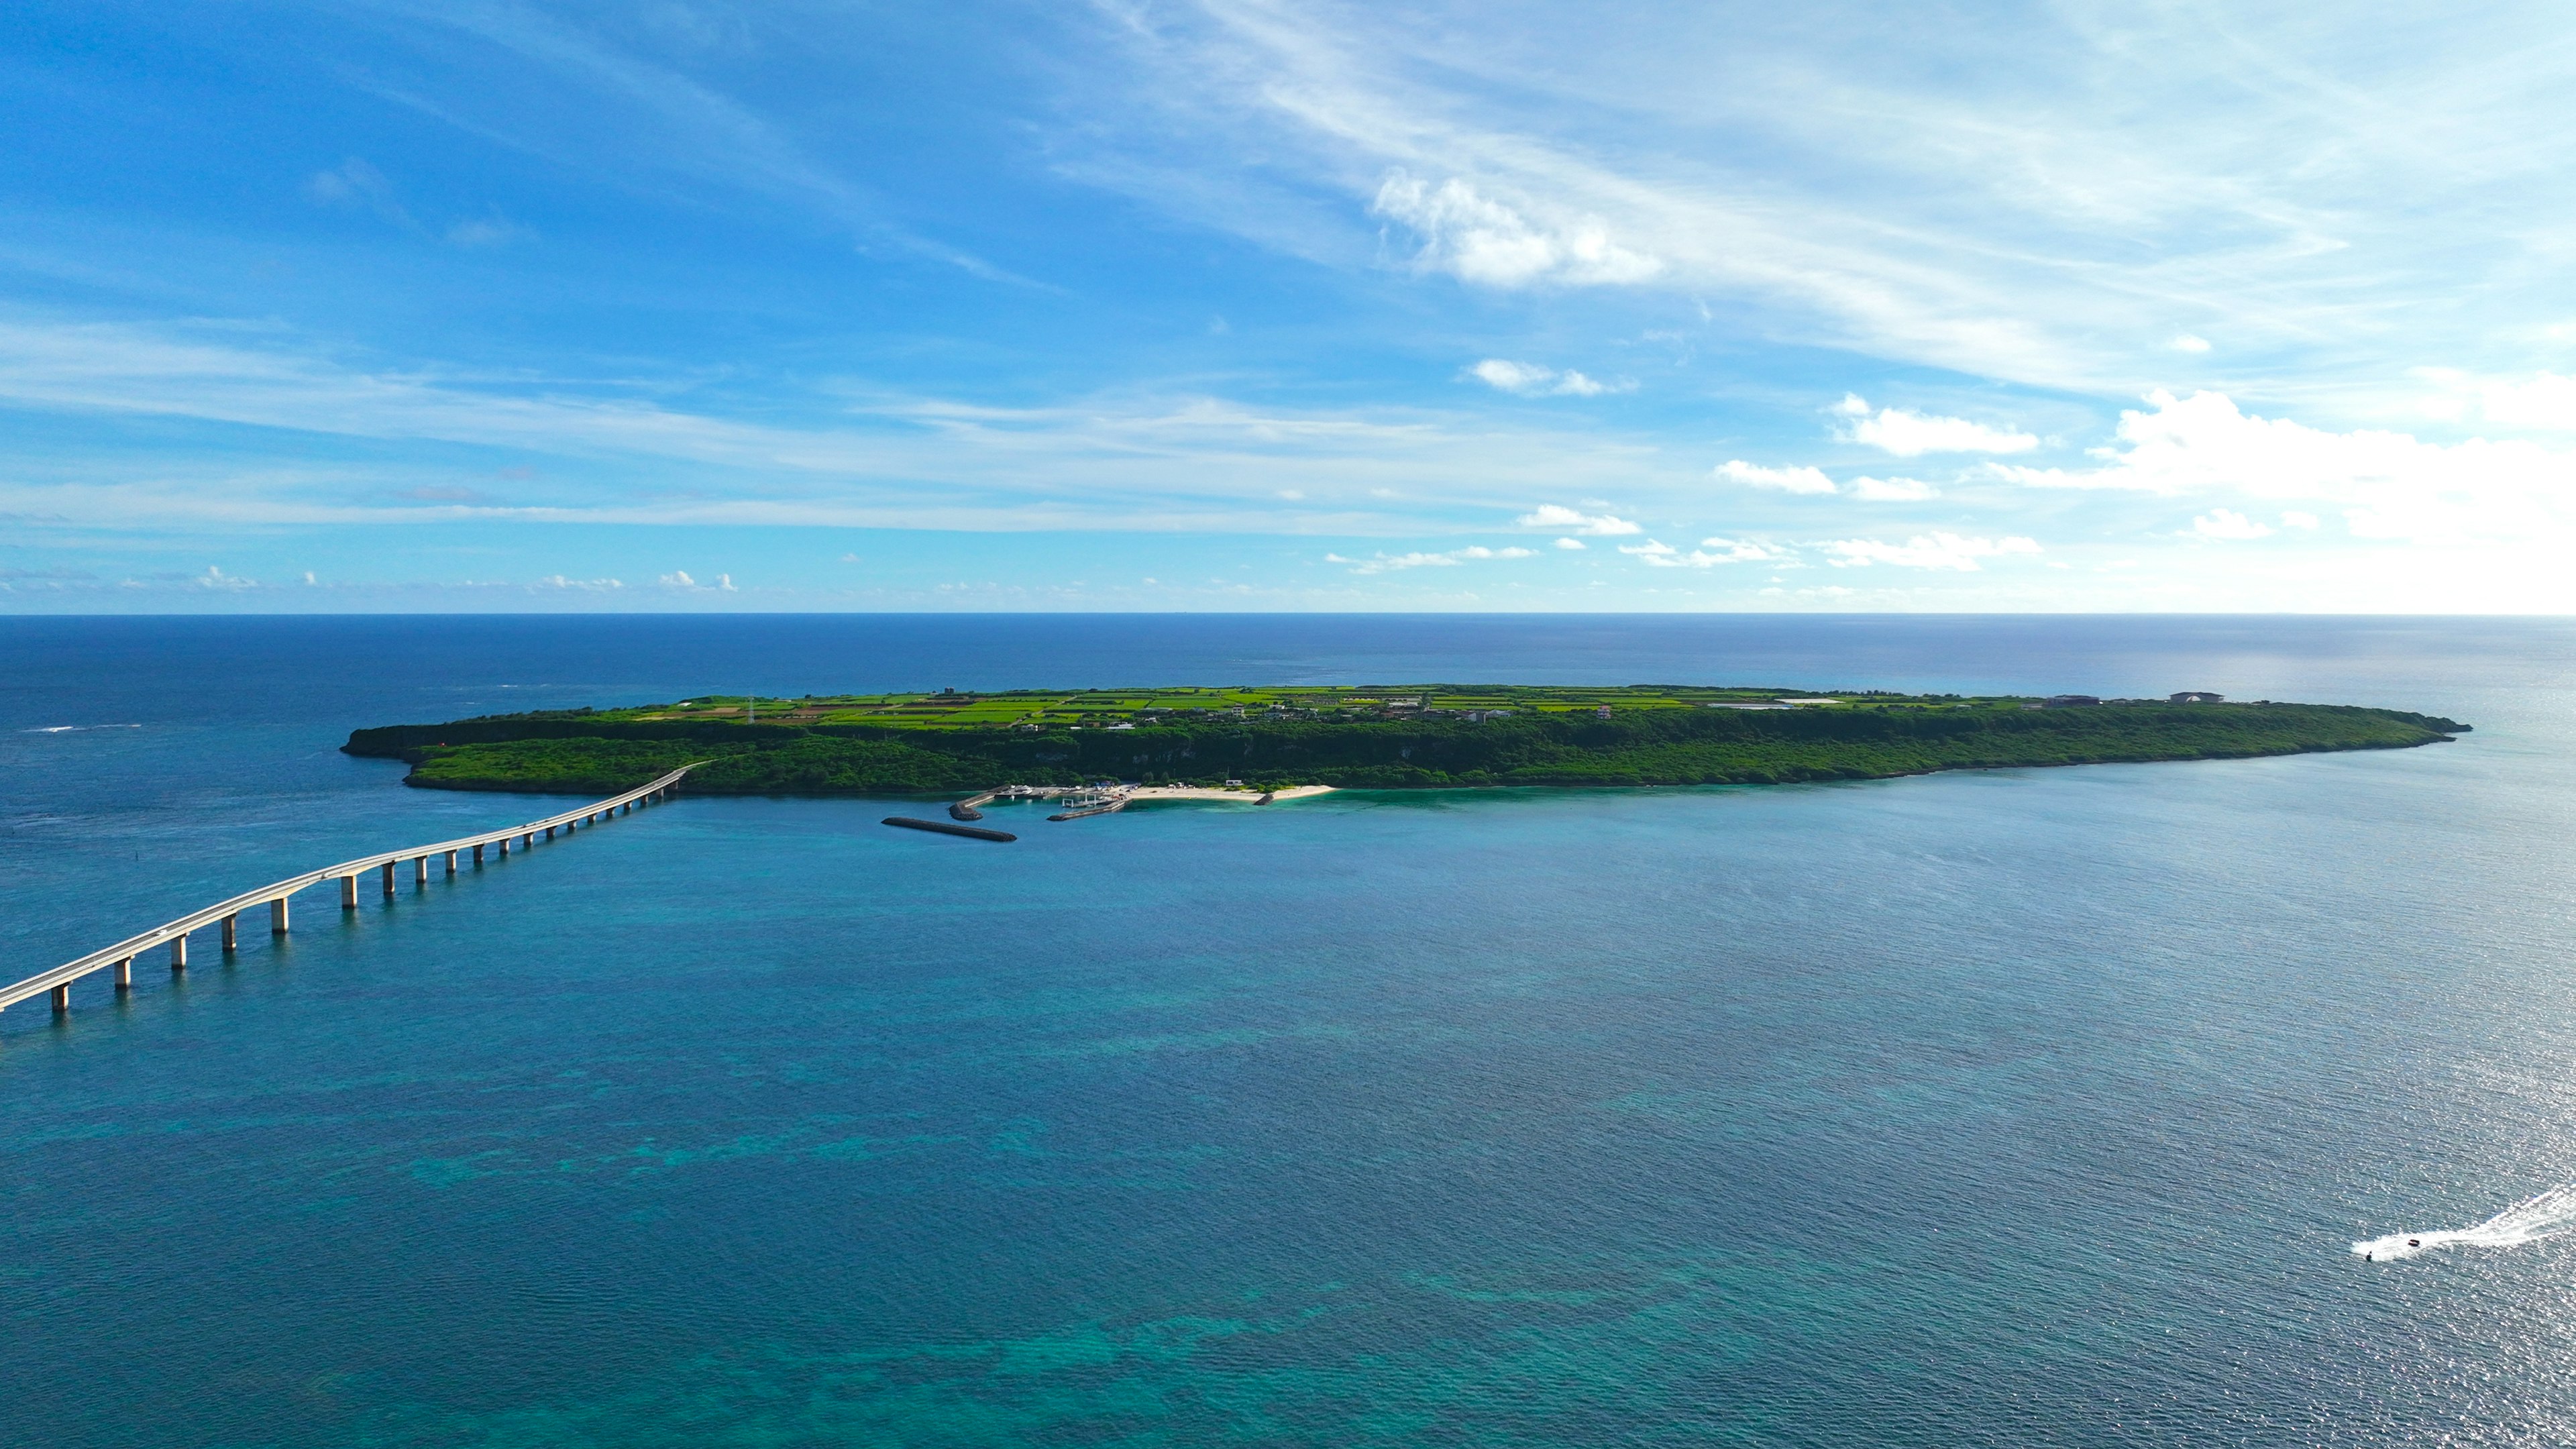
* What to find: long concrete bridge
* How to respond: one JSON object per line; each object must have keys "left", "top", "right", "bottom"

{"left": 0, "top": 766, "right": 696, "bottom": 1018}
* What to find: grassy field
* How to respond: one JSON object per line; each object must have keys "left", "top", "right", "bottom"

{"left": 343, "top": 687, "right": 2469, "bottom": 796}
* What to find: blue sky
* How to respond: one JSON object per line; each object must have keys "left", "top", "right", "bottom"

{"left": 5, "top": 0, "right": 2575, "bottom": 612}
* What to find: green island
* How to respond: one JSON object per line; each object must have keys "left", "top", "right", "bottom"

{"left": 341, "top": 685, "right": 2469, "bottom": 796}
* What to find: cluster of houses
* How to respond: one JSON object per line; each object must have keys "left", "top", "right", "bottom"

{"left": 2037, "top": 691, "right": 2226, "bottom": 708}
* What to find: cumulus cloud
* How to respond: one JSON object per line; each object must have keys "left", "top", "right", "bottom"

{"left": 1714, "top": 459, "right": 1837, "bottom": 494}
{"left": 1374, "top": 172, "right": 1662, "bottom": 288}
{"left": 1849, "top": 475, "right": 1938, "bottom": 500}
{"left": 2471, "top": 372, "right": 2576, "bottom": 429}
{"left": 2171, "top": 335, "right": 2212, "bottom": 353}
{"left": 1468, "top": 358, "right": 1628, "bottom": 396}
{"left": 2192, "top": 508, "right": 2271, "bottom": 540}
{"left": 1517, "top": 504, "right": 1642, "bottom": 535}
{"left": 1989, "top": 389, "right": 2576, "bottom": 543}
{"left": 534, "top": 575, "right": 624, "bottom": 590}
{"left": 1619, "top": 536, "right": 1785, "bottom": 568}
{"left": 2282, "top": 511, "right": 2320, "bottom": 529}
{"left": 1833, "top": 394, "right": 2037, "bottom": 456}
{"left": 1331, "top": 545, "right": 1536, "bottom": 574}
{"left": 1553, "top": 536, "right": 1587, "bottom": 549}
{"left": 195, "top": 565, "right": 256, "bottom": 590}
{"left": 1821, "top": 533, "right": 2041, "bottom": 570}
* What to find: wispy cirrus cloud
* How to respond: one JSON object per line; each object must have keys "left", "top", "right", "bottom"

{"left": 0, "top": 315, "right": 1695, "bottom": 533}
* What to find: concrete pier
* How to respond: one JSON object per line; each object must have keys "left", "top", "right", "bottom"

{"left": 1, "top": 765, "right": 697, "bottom": 1019}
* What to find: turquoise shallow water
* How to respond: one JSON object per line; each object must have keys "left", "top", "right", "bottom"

{"left": 7, "top": 615, "right": 2576, "bottom": 1446}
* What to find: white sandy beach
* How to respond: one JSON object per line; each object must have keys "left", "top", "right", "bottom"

{"left": 1124, "top": 784, "right": 1338, "bottom": 804}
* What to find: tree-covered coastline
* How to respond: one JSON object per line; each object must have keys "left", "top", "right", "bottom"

{"left": 343, "top": 690, "right": 2469, "bottom": 796}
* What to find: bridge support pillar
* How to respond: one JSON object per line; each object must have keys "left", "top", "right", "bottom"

{"left": 50, "top": 983, "right": 68, "bottom": 1013}
{"left": 522, "top": 833, "right": 533, "bottom": 850}
{"left": 341, "top": 875, "right": 358, "bottom": 910}
{"left": 475, "top": 843, "right": 486, "bottom": 863}
{"left": 498, "top": 837, "right": 509, "bottom": 856}
{"left": 545, "top": 826, "right": 555, "bottom": 840}
{"left": 445, "top": 850, "right": 458, "bottom": 874}
{"left": 114, "top": 957, "right": 131, "bottom": 991}
{"left": 381, "top": 861, "right": 396, "bottom": 897}
{"left": 221, "top": 914, "right": 237, "bottom": 951}
{"left": 271, "top": 898, "right": 290, "bottom": 934}
{"left": 415, "top": 856, "right": 428, "bottom": 886}
{"left": 170, "top": 935, "right": 186, "bottom": 972}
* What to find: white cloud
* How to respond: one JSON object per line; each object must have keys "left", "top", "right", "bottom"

{"left": 661, "top": 570, "right": 740, "bottom": 590}
{"left": 0, "top": 317, "right": 1693, "bottom": 534}
{"left": 1849, "top": 475, "right": 1938, "bottom": 500}
{"left": 195, "top": 565, "right": 256, "bottom": 590}
{"left": 1714, "top": 460, "right": 1837, "bottom": 494}
{"left": 1336, "top": 544, "right": 1537, "bottom": 574}
{"left": 533, "top": 575, "right": 623, "bottom": 590}
{"left": 1619, "top": 536, "right": 1785, "bottom": 568}
{"left": 1821, "top": 533, "right": 2041, "bottom": 570}
{"left": 1467, "top": 358, "right": 1627, "bottom": 396}
{"left": 1989, "top": 389, "right": 2576, "bottom": 544}
{"left": 2473, "top": 372, "right": 2576, "bottom": 429}
{"left": 2171, "top": 335, "right": 2212, "bottom": 353}
{"left": 2282, "top": 511, "right": 2320, "bottom": 529}
{"left": 1375, "top": 172, "right": 1662, "bottom": 288}
{"left": 1517, "top": 504, "right": 1642, "bottom": 535}
{"left": 2192, "top": 508, "right": 2272, "bottom": 540}
{"left": 1833, "top": 395, "right": 2037, "bottom": 456}
{"left": 1552, "top": 536, "right": 1586, "bottom": 549}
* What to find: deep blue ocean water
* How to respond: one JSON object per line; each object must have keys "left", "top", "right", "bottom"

{"left": 6, "top": 614, "right": 2576, "bottom": 1447}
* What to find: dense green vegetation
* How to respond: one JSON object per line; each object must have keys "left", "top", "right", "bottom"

{"left": 344, "top": 686, "right": 2469, "bottom": 796}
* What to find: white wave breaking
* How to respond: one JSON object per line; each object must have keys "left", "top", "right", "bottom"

{"left": 2353, "top": 1183, "right": 2576, "bottom": 1261}
{"left": 21, "top": 724, "right": 141, "bottom": 734}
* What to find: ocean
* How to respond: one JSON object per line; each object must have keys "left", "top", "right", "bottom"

{"left": 5, "top": 614, "right": 2575, "bottom": 1446}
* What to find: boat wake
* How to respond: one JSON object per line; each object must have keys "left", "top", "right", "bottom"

{"left": 22, "top": 724, "right": 140, "bottom": 734}
{"left": 2353, "top": 1183, "right": 2576, "bottom": 1261}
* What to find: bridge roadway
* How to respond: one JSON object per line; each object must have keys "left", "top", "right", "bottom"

{"left": 0, "top": 765, "right": 698, "bottom": 1017}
